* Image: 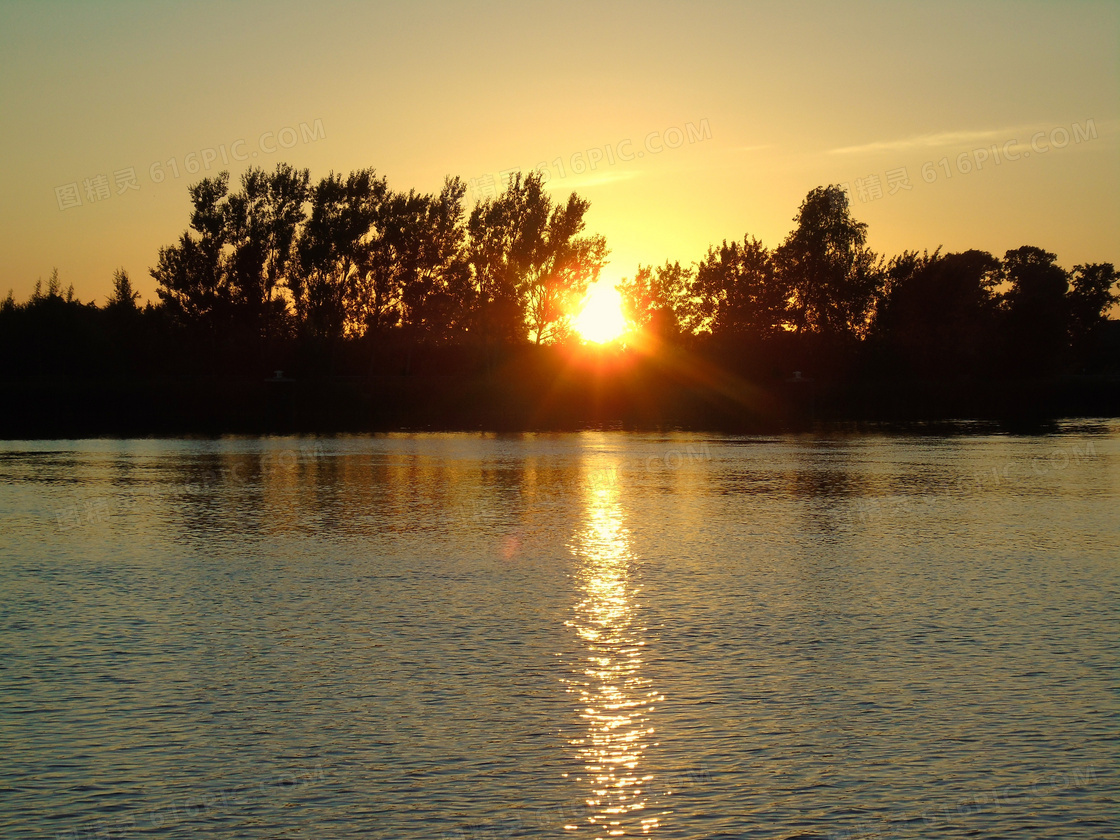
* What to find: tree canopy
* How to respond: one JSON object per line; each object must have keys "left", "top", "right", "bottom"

{"left": 4, "top": 171, "right": 1116, "bottom": 406}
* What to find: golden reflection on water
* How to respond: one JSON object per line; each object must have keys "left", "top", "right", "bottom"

{"left": 564, "top": 462, "right": 667, "bottom": 837}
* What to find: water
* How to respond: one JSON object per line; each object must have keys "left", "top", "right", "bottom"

{"left": 1, "top": 426, "right": 1117, "bottom": 839}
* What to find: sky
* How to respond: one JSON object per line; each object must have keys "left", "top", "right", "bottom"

{"left": 1, "top": 0, "right": 1117, "bottom": 305}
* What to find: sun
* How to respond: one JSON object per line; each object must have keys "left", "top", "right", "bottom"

{"left": 573, "top": 280, "right": 628, "bottom": 343}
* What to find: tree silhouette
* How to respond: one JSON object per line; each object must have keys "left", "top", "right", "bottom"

{"left": 397, "top": 177, "right": 473, "bottom": 344}
{"left": 619, "top": 260, "right": 702, "bottom": 341}
{"left": 106, "top": 268, "right": 141, "bottom": 313}
{"left": 151, "top": 165, "right": 312, "bottom": 370}
{"left": 525, "top": 209, "right": 607, "bottom": 345}
{"left": 361, "top": 177, "right": 472, "bottom": 345}
{"left": 151, "top": 173, "right": 231, "bottom": 328}
{"left": 696, "top": 236, "right": 788, "bottom": 339}
{"left": 28, "top": 168, "right": 1102, "bottom": 434}
{"left": 872, "top": 249, "right": 1003, "bottom": 378}
{"left": 5, "top": 269, "right": 99, "bottom": 378}
{"left": 103, "top": 268, "right": 146, "bottom": 375}
{"left": 775, "top": 186, "right": 880, "bottom": 337}
{"left": 1068, "top": 262, "right": 1118, "bottom": 363}
{"left": 225, "top": 164, "right": 310, "bottom": 342}
{"left": 468, "top": 171, "right": 606, "bottom": 345}
{"left": 468, "top": 173, "right": 542, "bottom": 344}
{"left": 1001, "top": 246, "right": 1070, "bottom": 375}
{"left": 292, "top": 169, "right": 386, "bottom": 341}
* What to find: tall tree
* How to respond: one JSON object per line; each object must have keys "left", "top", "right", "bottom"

{"left": 695, "top": 236, "right": 788, "bottom": 338}
{"left": 1066, "top": 262, "right": 1119, "bottom": 372}
{"left": 774, "top": 186, "right": 880, "bottom": 337}
{"left": 292, "top": 169, "right": 386, "bottom": 340}
{"left": 106, "top": 268, "right": 141, "bottom": 313}
{"left": 525, "top": 192, "right": 607, "bottom": 344}
{"left": 224, "top": 164, "right": 310, "bottom": 340}
{"left": 1000, "top": 246, "right": 1069, "bottom": 375}
{"left": 468, "top": 171, "right": 606, "bottom": 345}
{"left": 872, "top": 249, "right": 1002, "bottom": 377}
{"left": 619, "top": 261, "right": 702, "bottom": 341}
{"left": 360, "top": 177, "right": 472, "bottom": 344}
{"left": 467, "top": 174, "right": 543, "bottom": 343}
{"left": 151, "top": 173, "right": 231, "bottom": 327}
{"left": 1068, "top": 263, "right": 1118, "bottom": 342}
{"left": 104, "top": 268, "right": 145, "bottom": 375}
{"left": 397, "top": 177, "right": 473, "bottom": 343}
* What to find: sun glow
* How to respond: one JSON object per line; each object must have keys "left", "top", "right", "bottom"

{"left": 574, "top": 281, "right": 628, "bottom": 344}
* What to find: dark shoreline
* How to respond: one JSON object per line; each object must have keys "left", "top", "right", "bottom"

{"left": 4, "top": 372, "right": 1118, "bottom": 439}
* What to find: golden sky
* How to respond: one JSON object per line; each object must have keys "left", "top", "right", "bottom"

{"left": 1, "top": 0, "right": 1117, "bottom": 304}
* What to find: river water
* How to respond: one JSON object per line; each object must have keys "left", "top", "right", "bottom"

{"left": 1, "top": 426, "right": 1117, "bottom": 839}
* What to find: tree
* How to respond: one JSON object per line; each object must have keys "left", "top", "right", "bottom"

{"left": 1068, "top": 263, "right": 1118, "bottom": 338}
{"left": 1064, "top": 262, "right": 1118, "bottom": 371}
{"left": 467, "top": 173, "right": 544, "bottom": 344}
{"left": 396, "top": 177, "right": 473, "bottom": 343}
{"left": 1000, "top": 246, "right": 1069, "bottom": 375}
{"left": 292, "top": 169, "right": 386, "bottom": 341}
{"left": 152, "top": 165, "right": 310, "bottom": 348}
{"left": 107, "top": 268, "right": 141, "bottom": 313}
{"left": 468, "top": 171, "right": 606, "bottom": 345}
{"left": 524, "top": 206, "right": 607, "bottom": 345}
{"left": 695, "top": 236, "right": 788, "bottom": 338}
{"left": 151, "top": 173, "right": 231, "bottom": 326}
{"left": 872, "top": 249, "right": 1002, "bottom": 377}
{"left": 359, "top": 177, "right": 473, "bottom": 344}
{"left": 224, "top": 164, "right": 309, "bottom": 340}
{"left": 11, "top": 269, "right": 97, "bottom": 378}
{"left": 102, "top": 268, "right": 146, "bottom": 375}
{"left": 774, "top": 186, "right": 880, "bottom": 337}
{"left": 29, "top": 267, "right": 64, "bottom": 303}
{"left": 619, "top": 261, "right": 701, "bottom": 341}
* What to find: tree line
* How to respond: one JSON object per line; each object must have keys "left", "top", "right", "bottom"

{"left": 2, "top": 166, "right": 1117, "bottom": 391}
{"left": 148, "top": 165, "right": 606, "bottom": 352}
{"left": 619, "top": 186, "right": 1117, "bottom": 380}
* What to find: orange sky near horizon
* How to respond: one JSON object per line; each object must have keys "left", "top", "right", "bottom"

{"left": 1, "top": 0, "right": 1117, "bottom": 307}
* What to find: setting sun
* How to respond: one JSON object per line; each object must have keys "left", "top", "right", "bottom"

{"left": 573, "top": 281, "right": 628, "bottom": 343}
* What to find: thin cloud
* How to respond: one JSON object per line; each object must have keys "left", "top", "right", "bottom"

{"left": 829, "top": 117, "right": 1118, "bottom": 156}
{"left": 828, "top": 128, "right": 1009, "bottom": 155}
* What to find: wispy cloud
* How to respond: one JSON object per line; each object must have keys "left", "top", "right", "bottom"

{"left": 828, "top": 118, "right": 1117, "bottom": 157}
{"left": 828, "top": 128, "right": 1010, "bottom": 156}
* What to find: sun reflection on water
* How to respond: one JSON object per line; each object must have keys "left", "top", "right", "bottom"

{"left": 564, "top": 465, "right": 667, "bottom": 837}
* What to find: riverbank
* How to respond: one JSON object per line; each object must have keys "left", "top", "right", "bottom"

{"left": 3, "top": 369, "right": 1118, "bottom": 437}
